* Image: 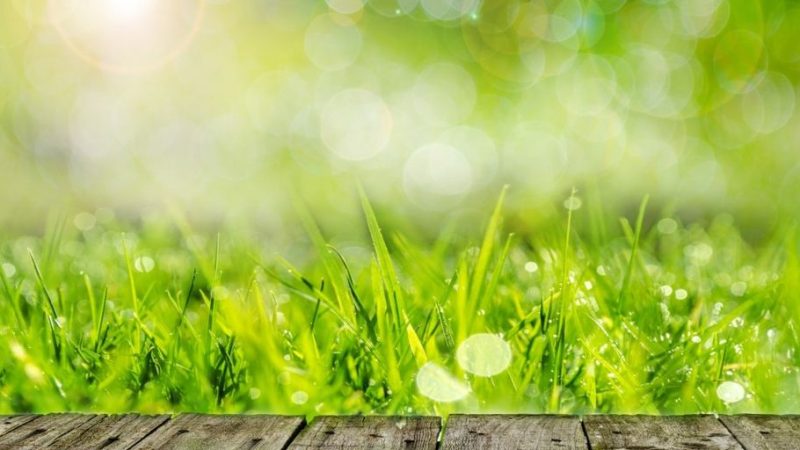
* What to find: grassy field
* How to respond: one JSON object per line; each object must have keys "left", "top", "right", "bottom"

{"left": 1, "top": 189, "right": 798, "bottom": 416}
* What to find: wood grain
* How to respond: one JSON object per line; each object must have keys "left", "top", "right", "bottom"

{"left": 0, "top": 414, "right": 97, "bottom": 450}
{"left": 0, "top": 415, "right": 36, "bottom": 437}
{"left": 287, "top": 416, "right": 440, "bottom": 450}
{"left": 130, "top": 414, "right": 304, "bottom": 450}
{"left": 583, "top": 415, "right": 743, "bottom": 450}
{"left": 48, "top": 414, "right": 169, "bottom": 450}
{"left": 442, "top": 414, "right": 587, "bottom": 450}
{"left": 720, "top": 415, "right": 800, "bottom": 450}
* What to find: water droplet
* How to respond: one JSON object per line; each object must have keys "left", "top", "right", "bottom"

{"left": 524, "top": 261, "right": 539, "bottom": 273}
{"left": 416, "top": 362, "right": 470, "bottom": 402}
{"left": 659, "top": 285, "right": 673, "bottom": 297}
{"left": 133, "top": 256, "right": 155, "bottom": 273}
{"left": 717, "top": 381, "right": 746, "bottom": 404}
{"left": 563, "top": 196, "right": 583, "bottom": 211}
{"left": 291, "top": 390, "right": 309, "bottom": 405}
{"left": 675, "top": 289, "right": 688, "bottom": 300}
{"left": 456, "top": 333, "right": 512, "bottom": 377}
{"left": 691, "top": 335, "right": 701, "bottom": 344}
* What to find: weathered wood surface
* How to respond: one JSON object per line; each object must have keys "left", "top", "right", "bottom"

{"left": 583, "top": 415, "right": 743, "bottom": 450}
{"left": 0, "top": 413, "right": 798, "bottom": 449}
{"left": 720, "top": 415, "right": 800, "bottom": 450}
{"left": 130, "top": 414, "right": 304, "bottom": 450}
{"left": 443, "top": 415, "right": 586, "bottom": 450}
{"left": 0, "top": 414, "right": 97, "bottom": 450}
{"left": 287, "top": 416, "right": 440, "bottom": 450}
{"left": 54, "top": 414, "right": 169, "bottom": 450}
{"left": 0, "top": 415, "right": 36, "bottom": 436}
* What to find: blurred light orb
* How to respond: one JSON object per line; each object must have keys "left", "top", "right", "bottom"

{"left": 326, "top": 0, "right": 366, "bottom": 14}
{"left": 321, "top": 88, "right": 393, "bottom": 161}
{"left": 713, "top": 29, "right": 764, "bottom": 94}
{"left": 73, "top": 212, "right": 97, "bottom": 231}
{"left": 290, "top": 390, "right": 309, "bottom": 405}
{"left": 1, "top": 263, "right": 16, "bottom": 278}
{"left": 304, "top": 14, "right": 363, "bottom": 71}
{"left": 456, "top": 333, "right": 512, "bottom": 377}
{"left": 134, "top": 256, "right": 155, "bottom": 273}
{"left": 416, "top": 362, "right": 470, "bottom": 402}
{"left": 438, "top": 126, "right": 498, "bottom": 187}
{"left": 563, "top": 196, "right": 583, "bottom": 211}
{"left": 741, "top": 72, "right": 796, "bottom": 135}
{"left": 105, "top": 0, "right": 156, "bottom": 22}
{"left": 412, "top": 63, "right": 476, "bottom": 127}
{"left": 557, "top": 56, "right": 617, "bottom": 116}
{"left": 49, "top": 0, "right": 204, "bottom": 73}
{"left": 716, "top": 381, "right": 746, "bottom": 404}
{"left": 404, "top": 143, "right": 473, "bottom": 206}
{"left": 421, "top": 0, "right": 479, "bottom": 20}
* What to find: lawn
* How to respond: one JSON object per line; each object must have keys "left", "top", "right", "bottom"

{"left": 1, "top": 189, "right": 797, "bottom": 416}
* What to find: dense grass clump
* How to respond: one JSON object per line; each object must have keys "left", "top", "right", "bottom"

{"left": 1, "top": 191, "right": 798, "bottom": 416}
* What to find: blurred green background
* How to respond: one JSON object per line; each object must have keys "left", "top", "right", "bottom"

{"left": 0, "top": 0, "right": 798, "bottom": 234}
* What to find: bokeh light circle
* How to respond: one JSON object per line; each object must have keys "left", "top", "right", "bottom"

{"left": 416, "top": 362, "right": 470, "bottom": 402}
{"left": 304, "top": 14, "right": 363, "bottom": 71}
{"left": 49, "top": 0, "right": 205, "bottom": 73}
{"left": 321, "top": 88, "right": 393, "bottom": 161}
{"left": 456, "top": 333, "right": 512, "bottom": 377}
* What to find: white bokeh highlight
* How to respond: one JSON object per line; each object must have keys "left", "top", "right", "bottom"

{"left": 456, "top": 333, "right": 512, "bottom": 377}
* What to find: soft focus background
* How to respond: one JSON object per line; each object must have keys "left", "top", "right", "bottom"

{"left": 1, "top": 0, "right": 799, "bottom": 234}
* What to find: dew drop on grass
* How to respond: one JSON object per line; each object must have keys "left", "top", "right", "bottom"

{"left": 717, "top": 381, "right": 745, "bottom": 404}
{"left": 675, "top": 289, "right": 688, "bottom": 300}
{"left": 133, "top": 256, "right": 155, "bottom": 273}
{"left": 1, "top": 262, "right": 16, "bottom": 278}
{"left": 659, "top": 285, "right": 673, "bottom": 297}
{"left": 291, "top": 390, "right": 309, "bottom": 405}
{"left": 456, "top": 333, "right": 512, "bottom": 377}
{"left": 563, "top": 196, "right": 583, "bottom": 211}
{"left": 416, "top": 362, "right": 470, "bottom": 402}
{"left": 691, "top": 335, "right": 701, "bottom": 344}
{"left": 524, "top": 261, "right": 539, "bottom": 273}
{"left": 767, "top": 328, "right": 778, "bottom": 342}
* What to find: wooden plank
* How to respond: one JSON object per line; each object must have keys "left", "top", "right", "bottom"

{"left": 442, "top": 415, "right": 587, "bottom": 450}
{"left": 583, "top": 415, "right": 743, "bottom": 450}
{"left": 130, "top": 414, "right": 304, "bottom": 450}
{"left": 0, "top": 416, "right": 37, "bottom": 437}
{"left": 48, "top": 414, "right": 169, "bottom": 450}
{"left": 287, "top": 416, "right": 440, "bottom": 450}
{"left": 0, "top": 414, "right": 97, "bottom": 450}
{"left": 720, "top": 415, "right": 800, "bottom": 450}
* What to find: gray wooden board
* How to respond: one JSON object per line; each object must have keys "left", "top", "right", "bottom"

{"left": 0, "top": 414, "right": 97, "bottom": 450}
{"left": 287, "top": 416, "right": 440, "bottom": 450}
{"left": 0, "top": 415, "right": 36, "bottom": 437}
{"left": 442, "top": 414, "right": 587, "bottom": 450}
{"left": 130, "top": 414, "right": 304, "bottom": 450}
{"left": 720, "top": 415, "right": 800, "bottom": 450}
{"left": 48, "top": 414, "right": 170, "bottom": 450}
{"left": 583, "top": 415, "right": 744, "bottom": 450}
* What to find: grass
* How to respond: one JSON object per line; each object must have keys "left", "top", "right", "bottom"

{"left": 0, "top": 189, "right": 798, "bottom": 416}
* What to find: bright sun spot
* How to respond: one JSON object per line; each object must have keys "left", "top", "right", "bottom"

{"left": 456, "top": 333, "right": 512, "bottom": 377}
{"left": 105, "top": 0, "right": 156, "bottom": 22}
